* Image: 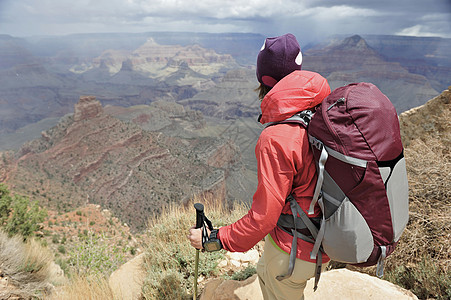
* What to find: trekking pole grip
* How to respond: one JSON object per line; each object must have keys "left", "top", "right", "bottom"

{"left": 194, "top": 203, "right": 204, "bottom": 229}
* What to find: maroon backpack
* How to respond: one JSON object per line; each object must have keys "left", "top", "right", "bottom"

{"left": 274, "top": 82, "right": 409, "bottom": 290}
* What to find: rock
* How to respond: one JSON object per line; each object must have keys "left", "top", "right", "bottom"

{"left": 73, "top": 95, "right": 103, "bottom": 122}
{"left": 217, "top": 260, "right": 228, "bottom": 268}
{"left": 48, "top": 261, "right": 67, "bottom": 286}
{"left": 217, "top": 248, "right": 261, "bottom": 275}
{"left": 200, "top": 278, "right": 224, "bottom": 300}
{"left": 226, "top": 250, "right": 260, "bottom": 265}
{"left": 399, "top": 87, "right": 450, "bottom": 147}
{"left": 109, "top": 253, "right": 146, "bottom": 300}
{"left": 201, "top": 269, "right": 418, "bottom": 300}
{"left": 305, "top": 269, "right": 418, "bottom": 299}
{"left": 200, "top": 275, "right": 263, "bottom": 300}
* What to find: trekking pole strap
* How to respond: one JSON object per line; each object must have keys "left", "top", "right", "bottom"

{"left": 201, "top": 215, "right": 214, "bottom": 245}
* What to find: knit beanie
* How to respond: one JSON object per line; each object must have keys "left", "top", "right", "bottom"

{"left": 256, "top": 33, "right": 303, "bottom": 87}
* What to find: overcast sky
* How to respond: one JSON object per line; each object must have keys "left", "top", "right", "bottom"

{"left": 1, "top": 0, "right": 450, "bottom": 44}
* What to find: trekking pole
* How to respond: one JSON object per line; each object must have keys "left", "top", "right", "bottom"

{"left": 193, "top": 203, "right": 204, "bottom": 300}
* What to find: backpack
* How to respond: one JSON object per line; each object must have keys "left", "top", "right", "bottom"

{"left": 273, "top": 82, "right": 409, "bottom": 290}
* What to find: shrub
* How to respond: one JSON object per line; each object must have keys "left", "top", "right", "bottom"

{"left": 226, "top": 265, "right": 257, "bottom": 281}
{"left": 58, "top": 245, "right": 66, "bottom": 254}
{"left": 67, "top": 230, "right": 126, "bottom": 276}
{"left": 0, "top": 230, "right": 53, "bottom": 298}
{"left": 385, "top": 255, "right": 451, "bottom": 299}
{"left": 0, "top": 184, "right": 47, "bottom": 239}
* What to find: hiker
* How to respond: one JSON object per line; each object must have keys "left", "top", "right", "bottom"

{"left": 188, "top": 33, "right": 331, "bottom": 300}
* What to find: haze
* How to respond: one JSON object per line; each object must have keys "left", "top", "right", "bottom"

{"left": 1, "top": 0, "right": 450, "bottom": 44}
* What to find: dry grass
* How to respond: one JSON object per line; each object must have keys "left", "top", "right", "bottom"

{"left": 382, "top": 138, "right": 451, "bottom": 299}
{"left": 45, "top": 274, "right": 115, "bottom": 300}
{"left": 400, "top": 138, "right": 450, "bottom": 269}
{"left": 0, "top": 230, "right": 53, "bottom": 299}
{"left": 141, "top": 196, "right": 248, "bottom": 299}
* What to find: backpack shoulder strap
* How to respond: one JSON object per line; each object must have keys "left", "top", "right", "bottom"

{"left": 265, "top": 110, "right": 314, "bottom": 129}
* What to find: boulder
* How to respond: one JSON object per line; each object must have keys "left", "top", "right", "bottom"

{"left": 200, "top": 275, "right": 262, "bottom": 300}
{"left": 201, "top": 269, "right": 418, "bottom": 300}
{"left": 108, "top": 253, "right": 146, "bottom": 300}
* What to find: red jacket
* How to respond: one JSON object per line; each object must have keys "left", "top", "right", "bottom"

{"left": 218, "top": 70, "right": 331, "bottom": 263}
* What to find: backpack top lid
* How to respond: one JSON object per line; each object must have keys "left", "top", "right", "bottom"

{"left": 313, "top": 82, "right": 403, "bottom": 162}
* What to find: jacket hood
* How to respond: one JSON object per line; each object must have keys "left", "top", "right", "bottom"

{"left": 259, "top": 70, "right": 330, "bottom": 124}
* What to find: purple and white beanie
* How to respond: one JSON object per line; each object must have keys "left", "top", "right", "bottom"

{"left": 256, "top": 33, "right": 303, "bottom": 88}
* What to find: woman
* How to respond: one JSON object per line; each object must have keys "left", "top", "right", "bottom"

{"left": 188, "top": 33, "right": 331, "bottom": 300}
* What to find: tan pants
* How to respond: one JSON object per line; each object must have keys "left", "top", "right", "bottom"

{"left": 257, "top": 236, "right": 328, "bottom": 300}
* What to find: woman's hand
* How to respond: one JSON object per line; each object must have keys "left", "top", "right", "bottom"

{"left": 187, "top": 226, "right": 210, "bottom": 250}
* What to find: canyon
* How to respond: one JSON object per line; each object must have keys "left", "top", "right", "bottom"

{"left": 0, "top": 32, "right": 450, "bottom": 231}
{"left": 1, "top": 96, "right": 246, "bottom": 230}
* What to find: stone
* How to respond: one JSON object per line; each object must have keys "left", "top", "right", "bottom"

{"left": 240, "top": 250, "right": 260, "bottom": 264}
{"left": 201, "top": 269, "right": 418, "bottom": 300}
{"left": 200, "top": 278, "right": 225, "bottom": 300}
{"left": 109, "top": 253, "right": 146, "bottom": 300}
{"left": 73, "top": 95, "right": 103, "bottom": 122}
{"left": 226, "top": 249, "right": 260, "bottom": 264}
{"left": 217, "top": 259, "right": 228, "bottom": 268}
{"left": 200, "top": 274, "right": 263, "bottom": 300}
{"left": 305, "top": 269, "right": 418, "bottom": 299}
{"left": 230, "top": 259, "right": 242, "bottom": 268}
{"left": 48, "top": 261, "right": 67, "bottom": 286}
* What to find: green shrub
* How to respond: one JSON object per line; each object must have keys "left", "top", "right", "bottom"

{"left": 0, "top": 184, "right": 47, "bottom": 239}
{"left": 58, "top": 245, "right": 66, "bottom": 254}
{"left": 226, "top": 265, "right": 257, "bottom": 281}
{"left": 52, "top": 234, "right": 60, "bottom": 244}
{"left": 67, "top": 231, "right": 126, "bottom": 276}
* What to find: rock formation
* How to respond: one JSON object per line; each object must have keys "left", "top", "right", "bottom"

{"left": 73, "top": 95, "right": 103, "bottom": 122}
{"left": 399, "top": 86, "right": 450, "bottom": 147}
{"left": 4, "top": 96, "right": 242, "bottom": 231}
{"left": 303, "top": 35, "right": 440, "bottom": 113}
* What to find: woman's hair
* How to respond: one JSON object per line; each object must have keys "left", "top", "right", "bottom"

{"left": 255, "top": 83, "right": 272, "bottom": 100}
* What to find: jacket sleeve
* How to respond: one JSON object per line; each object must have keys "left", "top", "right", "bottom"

{"left": 218, "top": 126, "right": 296, "bottom": 252}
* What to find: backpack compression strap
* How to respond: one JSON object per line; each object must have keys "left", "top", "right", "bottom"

{"left": 276, "top": 195, "right": 324, "bottom": 291}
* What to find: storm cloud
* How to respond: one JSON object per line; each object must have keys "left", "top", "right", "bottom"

{"left": 0, "top": 0, "right": 450, "bottom": 43}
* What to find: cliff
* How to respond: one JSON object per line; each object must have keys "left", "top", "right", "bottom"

{"left": 303, "top": 35, "right": 440, "bottom": 113}
{"left": 399, "top": 86, "right": 450, "bottom": 147}
{"left": 4, "top": 96, "right": 242, "bottom": 231}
